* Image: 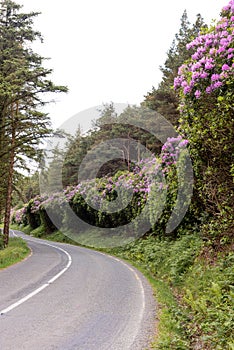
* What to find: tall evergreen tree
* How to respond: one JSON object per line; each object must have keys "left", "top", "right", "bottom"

{"left": 0, "top": 0, "right": 67, "bottom": 246}
{"left": 142, "top": 11, "right": 207, "bottom": 126}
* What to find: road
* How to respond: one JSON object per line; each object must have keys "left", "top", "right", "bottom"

{"left": 0, "top": 231, "right": 156, "bottom": 350}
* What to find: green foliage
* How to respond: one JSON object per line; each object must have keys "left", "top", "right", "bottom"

{"left": 26, "top": 200, "right": 40, "bottom": 229}
{"left": 143, "top": 12, "right": 207, "bottom": 126}
{"left": 28, "top": 225, "right": 46, "bottom": 238}
{"left": 39, "top": 209, "right": 58, "bottom": 234}
{"left": 21, "top": 135, "right": 192, "bottom": 242}
{"left": 60, "top": 103, "right": 164, "bottom": 187}
{"left": 0, "top": 237, "right": 30, "bottom": 269}
{"left": 111, "top": 233, "right": 234, "bottom": 349}
{"left": 39, "top": 230, "right": 77, "bottom": 244}
{"left": 183, "top": 253, "right": 234, "bottom": 349}
{"left": 0, "top": 230, "right": 4, "bottom": 249}
{"left": 0, "top": 0, "right": 67, "bottom": 245}
{"left": 11, "top": 172, "right": 40, "bottom": 207}
{"left": 117, "top": 234, "right": 202, "bottom": 284}
{"left": 174, "top": 5, "right": 234, "bottom": 240}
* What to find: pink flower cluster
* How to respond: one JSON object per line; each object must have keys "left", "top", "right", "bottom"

{"left": 14, "top": 207, "right": 27, "bottom": 224}
{"left": 174, "top": 1, "right": 234, "bottom": 98}
{"left": 161, "top": 136, "right": 189, "bottom": 167}
{"left": 30, "top": 195, "right": 48, "bottom": 213}
{"left": 222, "top": 0, "right": 234, "bottom": 12}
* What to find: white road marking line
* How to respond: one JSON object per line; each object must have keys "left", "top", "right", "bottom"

{"left": 0, "top": 231, "right": 72, "bottom": 315}
{"left": 98, "top": 251, "right": 146, "bottom": 317}
{"left": 98, "top": 251, "right": 146, "bottom": 349}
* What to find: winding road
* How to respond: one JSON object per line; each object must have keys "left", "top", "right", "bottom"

{"left": 0, "top": 231, "right": 156, "bottom": 350}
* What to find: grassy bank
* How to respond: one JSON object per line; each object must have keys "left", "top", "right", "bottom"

{"left": 14, "top": 224, "right": 234, "bottom": 349}
{"left": 0, "top": 236, "right": 30, "bottom": 269}
{"left": 109, "top": 235, "right": 234, "bottom": 350}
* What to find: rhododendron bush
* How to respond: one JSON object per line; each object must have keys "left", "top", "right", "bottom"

{"left": 12, "top": 136, "right": 191, "bottom": 237}
{"left": 174, "top": 0, "right": 234, "bottom": 236}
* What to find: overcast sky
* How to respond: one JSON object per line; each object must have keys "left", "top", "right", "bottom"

{"left": 19, "top": 0, "right": 226, "bottom": 129}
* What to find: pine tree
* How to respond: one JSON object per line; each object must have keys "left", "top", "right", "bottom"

{"left": 142, "top": 11, "right": 207, "bottom": 126}
{"left": 0, "top": 0, "right": 67, "bottom": 246}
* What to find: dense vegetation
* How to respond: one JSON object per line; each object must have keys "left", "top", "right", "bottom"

{"left": 174, "top": 3, "right": 234, "bottom": 243}
{"left": 11, "top": 134, "right": 191, "bottom": 247}
{"left": 1, "top": 0, "right": 234, "bottom": 349}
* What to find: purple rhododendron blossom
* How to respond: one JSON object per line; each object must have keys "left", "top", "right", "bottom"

{"left": 161, "top": 136, "right": 189, "bottom": 169}
{"left": 214, "top": 81, "right": 223, "bottom": 88}
{"left": 222, "top": 63, "right": 230, "bottom": 70}
{"left": 206, "top": 86, "right": 212, "bottom": 93}
{"left": 174, "top": 1, "right": 234, "bottom": 98}
{"left": 184, "top": 86, "right": 191, "bottom": 94}
{"left": 211, "top": 74, "right": 221, "bottom": 81}
{"left": 195, "top": 90, "right": 201, "bottom": 99}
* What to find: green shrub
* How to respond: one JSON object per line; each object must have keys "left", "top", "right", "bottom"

{"left": 119, "top": 233, "right": 203, "bottom": 284}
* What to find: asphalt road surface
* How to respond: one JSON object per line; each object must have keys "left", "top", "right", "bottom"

{"left": 0, "top": 231, "right": 156, "bottom": 350}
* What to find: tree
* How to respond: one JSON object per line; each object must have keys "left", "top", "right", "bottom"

{"left": 142, "top": 11, "right": 207, "bottom": 126}
{"left": 61, "top": 103, "right": 164, "bottom": 185}
{"left": 0, "top": 0, "right": 67, "bottom": 246}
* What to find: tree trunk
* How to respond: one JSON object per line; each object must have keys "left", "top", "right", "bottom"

{"left": 3, "top": 106, "right": 16, "bottom": 248}
{"left": 138, "top": 140, "right": 141, "bottom": 163}
{"left": 3, "top": 147, "right": 15, "bottom": 247}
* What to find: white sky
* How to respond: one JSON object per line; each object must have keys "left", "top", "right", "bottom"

{"left": 19, "top": 0, "right": 226, "bottom": 129}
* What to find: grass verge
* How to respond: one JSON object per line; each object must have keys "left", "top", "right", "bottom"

{"left": 0, "top": 237, "right": 30, "bottom": 269}
{"left": 112, "top": 258, "right": 190, "bottom": 349}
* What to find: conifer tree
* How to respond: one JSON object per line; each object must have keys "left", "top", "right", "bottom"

{"left": 0, "top": 0, "right": 67, "bottom": 246}
{"left": 142, "top": 11, "right": 207, "bottom": 126}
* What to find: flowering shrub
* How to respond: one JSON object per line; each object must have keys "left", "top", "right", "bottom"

{"left": 12, "top": 207, "right": 27, "bottom": 226}
{"left": 65, "top": 172, "right": 152, "bottom": 231}
{"left": 26, "top": 196, "right": 46, "bottom": 229}
{"left": 161, "top": 136, "right": 189, "bottom": 167}
{"left": 174, "top": 1, "right": 234, "bottom": 98}
{"left": 13, "top": 136, "right": 190, "bottom": 237}
{"left": 174, "top": 0, "right": 234, "bottom": 238}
